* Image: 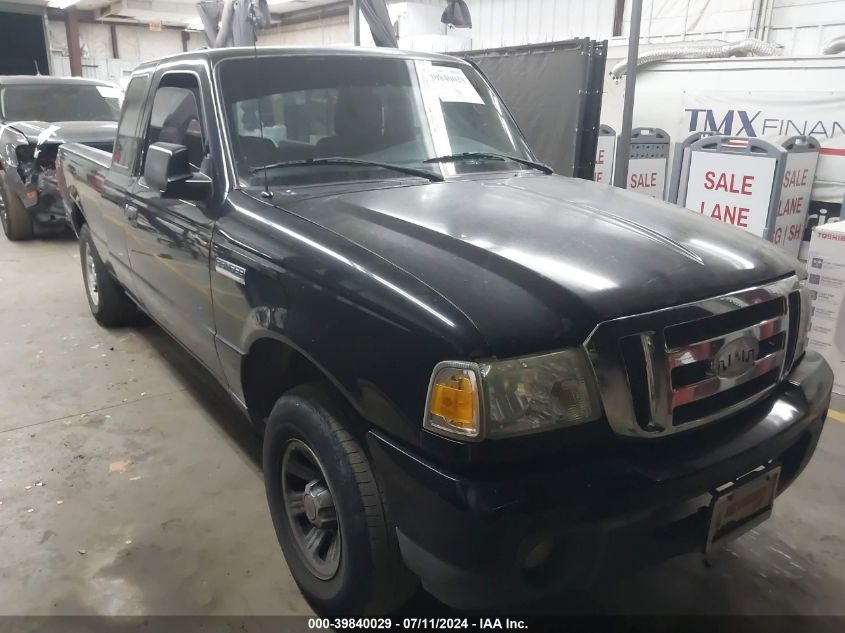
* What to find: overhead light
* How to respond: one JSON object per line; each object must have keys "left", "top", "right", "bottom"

{"left": 48, "top": 0, "right": 81, "bottom": 8}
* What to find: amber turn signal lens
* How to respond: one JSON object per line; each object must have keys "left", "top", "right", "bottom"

{"left": 424, "top": 363, "right": 481, "bottom": 439}
{"left": 429, "top": 376, "right": 476, "bottom": 428}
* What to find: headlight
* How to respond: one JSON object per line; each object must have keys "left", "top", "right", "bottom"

{"left": 423, "top": 349, "right": 602, "bottom": 441}
{"left": 794, "top": 278, "right": 812, "bottom": 365}
{"left": 15, "top": 144, "right": 37, "bottom": 180}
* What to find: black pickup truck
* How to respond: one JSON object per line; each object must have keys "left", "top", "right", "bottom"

{"left": 0, "top": 75, "right": 120, "bottom": 240}
{"left": 58, "top": 47, "right": 832, "bottom": 615}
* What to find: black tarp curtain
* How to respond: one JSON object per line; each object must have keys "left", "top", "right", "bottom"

{"left": 464, "top": 39, "right": 607, "bottom": 178}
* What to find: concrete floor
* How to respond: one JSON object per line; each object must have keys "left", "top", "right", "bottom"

{"left": 1, "top": 231, "right": 845, "bottom": 618}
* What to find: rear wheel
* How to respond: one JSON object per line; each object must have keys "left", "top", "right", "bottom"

{"left": 0, "top": 180, "right": 34, "bottom": 241}
{"left": 264, "top": 383, "right": 417, "bottom": 615}
{"left": 79, "top": 224, "right": 136, "bottom": 326}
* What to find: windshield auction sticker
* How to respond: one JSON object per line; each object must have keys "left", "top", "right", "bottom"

{"left": 422, "top": 66, "right": 484, "bottom": 104}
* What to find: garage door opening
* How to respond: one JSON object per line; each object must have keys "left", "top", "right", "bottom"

{"left": 0, "top": 11, "right": 49, "bottom": 75}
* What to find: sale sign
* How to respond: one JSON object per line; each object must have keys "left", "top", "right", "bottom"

{"left": 594, "top": 134, "right": 615, "bottom": 184}
{"left": 772, "top": 151, "right": 819, "bottom": 257}
{"left": 683, "top": 151, "right": 778, "bottom": 237}
{"left": 627, "top": 157, "right": 666, "bottom": 198}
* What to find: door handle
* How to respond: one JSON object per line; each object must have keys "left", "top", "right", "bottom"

{"left": 124, "top": 203, "right": 138, "bottom": 224}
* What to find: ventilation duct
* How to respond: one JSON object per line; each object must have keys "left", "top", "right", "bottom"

{"left": 822, "top": 35, "right": 845, "bottom": 55}
{"left": 197, "top": 0, "right": 269, "bottom": 48}
{"left": 610, "top": 39, "right": 781, "bottom": 79}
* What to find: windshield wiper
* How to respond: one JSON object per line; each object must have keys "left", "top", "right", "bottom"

{"left": 250, "top": 157, "right": 444, "bottom": 183}
{"left": 424, "top": 152, "right": 553, "bottom": 174}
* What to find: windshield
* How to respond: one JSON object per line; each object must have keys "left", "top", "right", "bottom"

{"left": 218, "top": 55, "right": 535, "bottom": 186}
{"left": 0, "top": 84, "right": 121, "bottom": 122}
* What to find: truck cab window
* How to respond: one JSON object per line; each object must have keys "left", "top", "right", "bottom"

{"left": 143, "top": 79, "right": 206, "bottom": 174}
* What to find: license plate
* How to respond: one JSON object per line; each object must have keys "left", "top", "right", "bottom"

{"left": 705, "top": 465, "right": 781, "bottom": 552}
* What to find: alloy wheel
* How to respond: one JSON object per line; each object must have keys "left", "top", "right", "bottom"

{"left": 83, "top": 242, "right": 99, "bottom": 307}
{"left": 281, "top": 439, "right": 341, "bottom": 580}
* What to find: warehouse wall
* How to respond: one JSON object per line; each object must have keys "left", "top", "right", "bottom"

{"left": 258, "top": 13, "right": 350, "bottom": 46}
{"left": 47, "top": 19, "right": 205, "bottom": 85}
{"left": 619, "top": 0, "right": 845, "bottom": 55}
{"left": 462, "top": 0, "right": 616, "bottom": 49}
{"left": 254, "top": 0, "right": 845, "bottom": 55}
{"left": 44, "top": 0, "right": 845, "bottom": 85}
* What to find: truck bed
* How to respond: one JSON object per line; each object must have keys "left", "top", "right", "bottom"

{"left": 58, "top": 142, "right": 114, "bottom": 233}
{"left": 60, "top": 142, "right": 112, "bottom": 168}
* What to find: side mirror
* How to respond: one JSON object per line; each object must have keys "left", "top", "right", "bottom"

{"left": 144, "top": 142, "right": 212, "bottom": 201}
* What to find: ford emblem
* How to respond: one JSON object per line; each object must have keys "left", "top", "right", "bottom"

{"left": 712, "top": 336, "right": 759, "bottom": 378}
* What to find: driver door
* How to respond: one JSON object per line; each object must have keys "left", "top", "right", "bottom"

{"left": 125, "top": 71, "right": 220, "bottom": 376}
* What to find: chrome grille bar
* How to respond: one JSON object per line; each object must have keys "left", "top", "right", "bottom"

{"left": 667, "top": 315, "right": 787, "bottom": 368}
{"left": 670, "top": 350, "right": 784, "bottom": 408}
{"left": 584, "top": 276, "right": 800, "bottom": 438}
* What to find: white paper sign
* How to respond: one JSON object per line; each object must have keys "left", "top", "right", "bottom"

{"left": 422, "top": 66, "right": 484, "bottom": 104}
{"left": 683, "top": 152, "right": 777, "bottom": 237}
{"left": 594, "top": 135, "right": 615, "bottom": 184}
{"left": 627, "top": 157, "right": 666, "bottom": 198}
{"left": 772, "top": 151, "right": 819, "bottom": 257}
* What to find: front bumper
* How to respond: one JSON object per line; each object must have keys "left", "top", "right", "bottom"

{"left": 5, "top": 168, "right": 66, "bottom": 227}
{"left": 367, "top": 351, "right": 832, "bottom": 610}
{"left": 27, "top": 170, "right": 66, "bottom": 226}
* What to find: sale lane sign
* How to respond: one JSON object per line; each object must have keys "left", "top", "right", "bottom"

{"left": 628, "top": 158, "right": 667, "bottom": 197}
{"left": 627, "top": 127, "right": 670, "bottom": 199}
{"left": 683, "top": 150, "right": 778, "bottom": 238}
{"left": 594, "top": 127, "right": 615, "bottom": 184}
{"left": 773, "top": 149, "right": 819, "bottom": 258}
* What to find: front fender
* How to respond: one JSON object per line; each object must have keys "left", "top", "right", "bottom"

{"left": 211, "top": 194, "right": 486, "bottom": 448}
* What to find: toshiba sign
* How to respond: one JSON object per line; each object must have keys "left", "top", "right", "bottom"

{"left": 683, "top": 152, "right": 778, "bottom": 238}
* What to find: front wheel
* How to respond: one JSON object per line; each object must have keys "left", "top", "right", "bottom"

{"left": 264, "top": 383, "right": 417, "bottom": 615}
{"left": 0, "top": 180, "right": 34, "bottom": 241}
{"left": 79, "top": 224, "right": 136, "bottom": 326}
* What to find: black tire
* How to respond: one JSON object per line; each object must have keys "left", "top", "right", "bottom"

{"left": 0, "top": 180, "right": 34, "bottom": 241}
{"left": 79, "top": 224, "right": 137, "bottom": 326}
{"left": 264, "top": 382, "right": 417, "bottom": 616}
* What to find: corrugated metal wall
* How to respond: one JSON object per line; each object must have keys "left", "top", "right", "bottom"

{"left": 619, "top": 0, "right": 845, "bottom": 56}
{"left": 460, "top": 0, "right": 616, "bottom": 49}
{"left": 258, "top": 14, "right": 350, "bottom": 46}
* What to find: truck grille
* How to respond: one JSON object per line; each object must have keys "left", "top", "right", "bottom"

{"left": 585, "top": 276, "right": 801, "bottom": 437}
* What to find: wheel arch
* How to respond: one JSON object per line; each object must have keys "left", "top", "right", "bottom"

{"left": 66, "top": 187, "right": 86, "bottom": 236}
{"left": 240, "top": 333, "right": 369, "bottom": 436}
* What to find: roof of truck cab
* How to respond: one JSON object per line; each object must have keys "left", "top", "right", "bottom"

{"left": 133, "top": 45, "right": 468, "bottom": 72}
{"left": 0, "top": 75, "right": 116, "bottom": 86}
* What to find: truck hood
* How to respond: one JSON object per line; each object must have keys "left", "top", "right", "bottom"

{"left": 281, "top": 174, "right": 799, "bottom": 357}
{"left": 7, "top": 120, "right": 117, "bottom": 145}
